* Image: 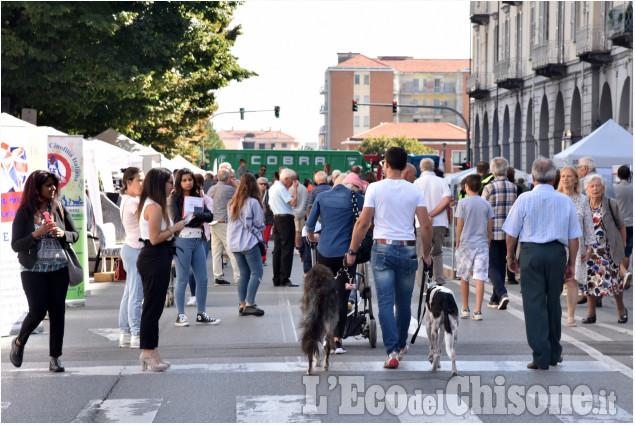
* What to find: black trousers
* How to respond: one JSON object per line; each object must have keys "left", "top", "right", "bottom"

{"left": 317, "top": 252, "right": 354, "bottom": 339}
{"left": 272, "top": 215, "right": 295, "bottom": 286}
{"left": 137, "top": 241, "right": 172, "bottom": 349}
{"left": 18, "top": 267, "right": 69, "bottom": 357}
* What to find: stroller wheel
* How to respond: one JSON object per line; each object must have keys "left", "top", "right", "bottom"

{"left": 368, "top": 318, "right": 377, "bottom": 348}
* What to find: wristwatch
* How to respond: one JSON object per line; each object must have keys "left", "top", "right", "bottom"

{"left": 347, "top": 249, "right": 357, "bottom": 256}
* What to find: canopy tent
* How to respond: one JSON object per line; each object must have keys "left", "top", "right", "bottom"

{"left": 444, "top": 167, "right": 529, "bottom": 198}
{"left": 553, "top": 119, "right": 633, "bottom": 169}
{"left": 92, "top": 128, "right": 172, "bottom": 173}
{"left": 171, "top": 155, "right": 207, "bottom": 175}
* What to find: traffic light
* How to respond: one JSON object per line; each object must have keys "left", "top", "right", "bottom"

{"left": 274, "top": 106, "right": 280, "bottom": 118}
{"left": 392, "top": 101, "right": 397, "bottom": 114}
{"left": 459, "top": 161, "right": 470, "bottom": 170}
{"left": 240, "top": 107, "right": 245, "bottom": 120}
{"left": 352, "top": 99, "right": 358, "bottom": 112}
{"left": 200, "top": 162, "right": 206, "bottom": 169}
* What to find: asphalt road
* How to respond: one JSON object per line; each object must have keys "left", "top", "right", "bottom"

{"left": 1, "top": 250, "right": 633, "bottom": 423}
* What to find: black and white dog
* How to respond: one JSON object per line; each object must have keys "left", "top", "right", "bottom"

{"left": 299, "top": 264, "right": 340, "bottom": 375}
{"left": 425, "top": 284, "right": 459, "bottom": 376}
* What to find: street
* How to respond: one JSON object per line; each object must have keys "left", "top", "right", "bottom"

{"left": 1, "top": 250, "right": 633, "bottom": 423}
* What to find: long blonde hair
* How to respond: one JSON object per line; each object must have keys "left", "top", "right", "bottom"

{"left": 228, "top": 173, "right": 263, "bottom": 221}
{"left": 556, "top": 165, "right": 580, "bottom": 195}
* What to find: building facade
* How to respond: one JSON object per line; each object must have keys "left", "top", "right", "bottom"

{"left": 320, "top": 53, "right": 470, "bottom": 151}
{"left": 469, "top": 1, "right": 633, "bottom": 173}
{"left": 217, "top": 129, "right": 300, "bottom": 150}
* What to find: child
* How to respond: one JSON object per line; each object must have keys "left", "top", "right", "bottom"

{"left": 455, "top": 174, "right": 494, "bottom": 321}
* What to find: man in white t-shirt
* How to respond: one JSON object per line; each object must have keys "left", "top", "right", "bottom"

{"left": 346, "top": 147, "right": 433, "bottom": 369}
{"left": 414, "top": 158, "right": 451, "bottom": 286}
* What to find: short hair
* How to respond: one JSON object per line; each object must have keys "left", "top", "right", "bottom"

{"left": 419, "top": 158, "right": 435, "bottom": 172}
{"left": 506, "top": 167, "right": 516, "bottom": 183}
{"left": 465, "top": 174, "right": 482, "bottom": 193}
{"left": 364, "top": 171, "right": 377, "bottom": 183}
{"left": 256, "top": 177, "right": 268, "bottom": 184}
{"left": 217, "top": 168, "right": 230, "bottom": 181}
{"left": 280, "top": 168, "right": 295, "bottom": 180}
{"left": 314, "top": 171, "right": 328, "bottom": 183}
{"left": 351, "top": 165, "right": 362, "bottom": 175}
{"left": 205, "top": 172, "right": 213, "bottom": 179}
{"left": 617, "top": 165, "right": 631, "bottom": 180}
{"left": 331, "top": 170, "right": 341, "bottom": 179}
{"left": 239, "top": 158, "right": 246, "bottom": 164}
{"left": 517, "top": 178, "right": 525, "bottom": 184}
{"left": 476, "top": 161, "right": 490, "bottom": 174}
{"left": 584, "top": 173, "right": 606, "bottom": 191}
{"left": 491, "top": 157, "right": 509, "bottom": 176}
{"left": 532, "top": 157, "right": 558, "bottom": 184}
{"left": 578, "top": 156, "right": 596, "bottom": 171}
{"left": 385, "top": 146, "right": 407, "bottom": 171}
{"left": 219, "top": 162, "right": 232, "bottom": 170}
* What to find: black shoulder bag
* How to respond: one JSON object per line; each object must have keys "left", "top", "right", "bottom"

{"left": 351, "top": 191, "right": 373, "bottom": 264}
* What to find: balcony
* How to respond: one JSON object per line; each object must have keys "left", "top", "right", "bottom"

{"left": 320, "top": 105, "right": 328, "bottom": 114}
{"left": 531, "top": 41, "right": 566, "bottom": 78}
{"left": 320, "top": 84, "right": 328, "bottom": 94}
{"left": 609, "top": 3, "right": 633, "bottom": 49}
{"left": 318, "top": 126, "right": 327, "bottom": 135}
{"left": 470, "top": 1, "right": 490, "bottom": 25}
{"left": 494, "top": 58, "right": 524, "bottom": 90}
{"left": 576, "top": 26, "right": 611, "bottom": 64}
{"left": 466, "top": 73, "right": 490, "bottom": 99}
{"left": 502, "top": 1, "right": 522, "bottom": 5}
{"left": 399, "top": 83, "right": 457, "bottom": 94}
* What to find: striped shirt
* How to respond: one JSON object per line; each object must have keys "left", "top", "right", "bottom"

{"left": 482, "top": 176, "right": 517, "bottom": 240}
{"left": 502, "top": 184, "right": 582, "bottom": 247}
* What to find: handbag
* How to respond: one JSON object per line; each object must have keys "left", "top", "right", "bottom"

{"left": 65, "top": 246, "right": 84, "bottom": 287}
{"left": 114, "top": 258, "right": 127, "bottom": 281}
{"left": 351, "top": 191, "right": 373, "bottom": 264}
{"left": 257, "top": 240, "right": 267, "bottom": 257}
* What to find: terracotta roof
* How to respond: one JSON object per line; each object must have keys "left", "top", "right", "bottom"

{"left": 379, "top": 59, "right": 470, "bottom": 73}
{"left": 350, "top": 122, "right": 467, "bottom": 141}
{"left": 218, "top": 129, "right": 297, "bottom": 140}
{"left": 336, "top": 54, "right": 391, "bottom": 68}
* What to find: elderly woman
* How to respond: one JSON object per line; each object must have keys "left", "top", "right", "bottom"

{"left": 557, "top": 166, "right": 595, "bottom": 326}
{"left": 582, "top": 174, "right": 628, "bottom": 324}
{"left": 306, "top": 172, "right": 365, "bottom": 354}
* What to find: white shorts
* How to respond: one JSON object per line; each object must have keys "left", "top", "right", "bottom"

{"left": 456, "top": 244, "right": 489, "bottom": 282}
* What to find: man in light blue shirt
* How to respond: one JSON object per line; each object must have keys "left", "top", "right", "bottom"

{"left": 268, "top": 169, "right": 298, "bottom": 287}
{"left": 503, "top": 158, "right": 581, "bottom": 371}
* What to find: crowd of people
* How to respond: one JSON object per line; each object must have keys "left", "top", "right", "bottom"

{"left": 8, "top": 150, "right": 632, "bottom": 373}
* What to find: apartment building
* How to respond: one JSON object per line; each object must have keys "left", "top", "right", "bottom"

{"left": 469, "top": 1, "right": 632, "bottom": 173}
{"left": 217, "top": 129, "right": 300, "bottom": 150}
{"left": 320, "top": 53, "right": 470, "bottom": 151}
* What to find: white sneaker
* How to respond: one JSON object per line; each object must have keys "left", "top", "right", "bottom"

{"left": 460, "top": 308, "right": 470, "bottom": 319}
{"left": 624, "top": 272, "right": 632, "bottom": 290}
{"left": 118, "top": 332, "right": 131, "bottom": 347}
{"left": 130, "top": 334, "right": 140, "bottom": 348}
{"left": 472, "top": 311, "right": 483, "bottom": 321}
{"left": 186, "top": 296, "right": 197, "bottom": 306}
{"left": 175, "top": 314, "right": 189, "bottom": 327}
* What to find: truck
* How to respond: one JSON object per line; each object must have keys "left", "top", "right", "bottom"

{"left": 207, "top": 149, "right": 372, "bottom": 181}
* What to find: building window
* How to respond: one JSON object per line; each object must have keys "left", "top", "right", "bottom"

{"left": 530, "top": 3, "right": 535, "bottom": 46}
{"left": 354, "top": 116, "right": 360, "bottom": 127}
{"left": 452, "top": 150, "right": 467, "bottom": 165}
{"left": 258, "top": 143, "right": 266, "bottom": 149}
{"left": 571, "top": 2, "right": 576, "bottom": 40}
{"left": 354, "top": 74, "right": 360, "bottom": 85}
{"left": 539, "top": 2, "right": 548, "bottom": 43}
{"left": 364, "top": 116, "right": 369, "bottom": 127}
{"left": 494, "top": 21, "right": 499, "bottom": 61}
{"left": 502, "top": 17, "right": 510, "bottom": 60}
{"left": 281, "top": 143, "right": 287, "bottom": 148}
{"left": 364, "top": 95, "right": 370, "bottom": 104}
{"left": 434, "top": 79, "right": 441, "bottom": 92}
{"left": 414, "top": 79, "right": 420, "bottom": 91}
{"left": 434, "top": 99, "right": 441, "bottom": 107}
{"left": 364, "top": 74, "right": 370, "bottom": 85}
{"left": 413, "top": 98, "right": 419, "bottom": 106}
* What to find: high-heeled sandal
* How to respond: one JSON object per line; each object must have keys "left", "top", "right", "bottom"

{"left": 155, "top": 353, "right": 171, "bottom": 368}
{"left": 567, "top": 318, "right": 577, "bottom": 327}
{"left": 139, "top": 352, "right": 168, "bottom": 372}
{"left": 618, "top": 310, "right": 628, "bottom": 324}
{"left": 581, "top": 315, "right": 596, "bottom": 324}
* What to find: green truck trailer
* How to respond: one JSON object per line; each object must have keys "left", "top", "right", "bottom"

{"left": 207, "top": 149, "right": 371, "bottom": 181}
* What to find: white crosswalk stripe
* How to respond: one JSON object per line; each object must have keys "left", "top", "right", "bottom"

{"left": 236, "top": 395, "right": 321, "bottom": 423}
{"left": 72, "top": 399, "right": 163, "bottom": 423}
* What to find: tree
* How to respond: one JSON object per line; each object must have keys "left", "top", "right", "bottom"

{"left": 176, "top": 120, "right": 225, "bottom": 165}
{"left": 358, "top": 136, "right": 435, "bottom": 155}
{"left": 1, "top": 1, "right": 254, "bottom": 153}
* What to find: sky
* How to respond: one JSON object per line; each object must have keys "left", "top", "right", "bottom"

{"left": 213, "top": 0, "right": 472, "bottom": 147}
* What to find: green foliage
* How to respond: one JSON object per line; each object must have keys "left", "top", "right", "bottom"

{"left": 176, "top": 120, "right": 225, "bottom": 164}
{"left": 358, "top": 136, "right": 435, "bottom": 155}
{"left": 1, "top": 1, "right": 254, "bottom": 154}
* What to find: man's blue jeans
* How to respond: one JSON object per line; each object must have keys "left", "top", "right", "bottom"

{"left": 174, "top": 237, "right": 209, "bottom": 314}
{"left": 488, "top": 240, "right": 508, "bottom": 302}
{"left": 371, "top": 243, "right": 418, "bottom": 354}
{"left": 119, "top": 244, "right": 143, "bottom": 335}
{"left": 233, "top": 244, "right": 264, "bottom": 305}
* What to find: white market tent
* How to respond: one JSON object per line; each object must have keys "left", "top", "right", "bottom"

{"left": 553, "top": 119, "right": 633, "bottom": 168}
{"left": 92, "top": 128, "right": 172, "bottom": 173}
{"left": 444, "top": 167, "right": 529, "bottom": 198}
{"left": 171, "top": 155, "right": 207, "bottom": 175}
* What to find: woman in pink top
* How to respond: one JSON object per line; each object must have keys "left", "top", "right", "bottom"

{"left": 118, "top": 167, "right": 144, "bottom": 349}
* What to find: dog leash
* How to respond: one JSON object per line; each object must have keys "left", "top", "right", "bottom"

{"left": 411, "top": 260, "right": 434, "bottom": 344}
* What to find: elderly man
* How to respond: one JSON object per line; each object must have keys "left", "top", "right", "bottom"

{"left": 503, "top": 158, "right": 581, "bottom": 370}
{"left": 203, "top": 172, "right": 215, "bottom": 193}
{"left": 346, "top": 147, "right": 432, "bottom": 369}
{"left": 269, "top": 168, "right": 299, "bottom": 287}
{"left": 401, "top": 163, "right": 417, "bottom": 183}
{"left": 206, "top": 168, "right": 240, "bottom": 286}
{"left": 289, "top": 173, "right": 308, "bottom": 253}
{"left": 306, "top": 171, "right": 330, "bottom": 217}
{"left": 482, "top": 157, "right": 517, "bottom": 310}
{"left": 414, "top": 158, "right": 451, "bottom": 286}
{"left": 615, "top": 165, "right": 633, "bottom": 287}
{"left": 578, "top": 156, "right": 616, "bottom": 199}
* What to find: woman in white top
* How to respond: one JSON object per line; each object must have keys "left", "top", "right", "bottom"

{"left": 136, "top": 168, "right": 186, "bottom": 372}
{"left": 117, "top": 167, "right": 144, "bottom": 348}
{"left": 227, "top": 174, "right": 266, "bottom": 316}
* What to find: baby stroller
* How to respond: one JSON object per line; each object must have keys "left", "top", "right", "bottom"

{"left": 310, "top": 242, "right": 377, "bottom": 348}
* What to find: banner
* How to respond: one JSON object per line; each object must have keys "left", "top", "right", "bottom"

{"left": 48, "top": 135, "right": 87, "bottom": 306}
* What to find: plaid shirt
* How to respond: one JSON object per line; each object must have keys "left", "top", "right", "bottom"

{"left": 482, "top": 176, "right": 517, "bottom": 240}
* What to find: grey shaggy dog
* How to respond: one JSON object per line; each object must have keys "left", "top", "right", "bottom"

{"left": 299, "top": 264, "right": 340, "bottom": 375}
